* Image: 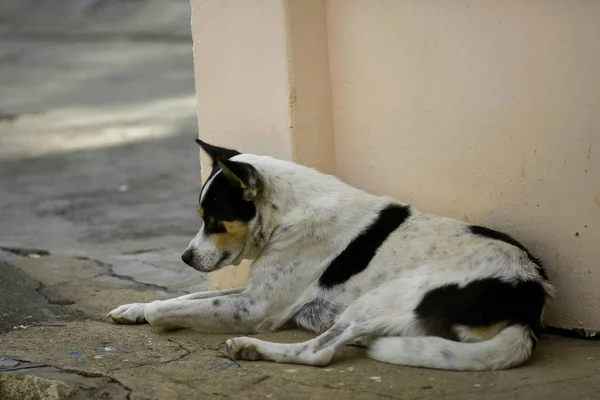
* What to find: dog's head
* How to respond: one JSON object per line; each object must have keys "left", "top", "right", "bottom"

{"left": 181, "top": 139, "right": 266, "bottom": 272}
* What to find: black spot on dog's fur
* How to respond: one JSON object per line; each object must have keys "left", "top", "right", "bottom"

{"left": 415, "top": 278, "right": 546, "bottom": 342}
{"left": 234, "top": 302, "right": 249, "bottom": 315}
{"left": 318, "top": 204, "right": 411, "bottom": 288}
{"left": 467, "top": 225, "right": 548, "bottom": 281}
{"left": 294, "top": 344, "right": 309, "bottom": 356}
{"left": 212, "top": 299, "right": 221, "bottom": 307}
{"left": 440, "top": 349, "right": 453, "bottom": 361}
{"left": 315, "top": 325, "right": 346, "bottom": 350}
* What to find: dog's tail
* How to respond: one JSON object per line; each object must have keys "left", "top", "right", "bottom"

{"left": 367, "top": 324, "right": 534, "bottom": 371}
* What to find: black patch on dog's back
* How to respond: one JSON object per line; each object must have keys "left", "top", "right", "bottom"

{"left": 415, "top": 278, "right": 546, "bottom": 345}
{"left": 467, "top": 225, "right": 548, "bottom": 281}
{"left": 318, "top": 204, "right": 411, "bottom": 288}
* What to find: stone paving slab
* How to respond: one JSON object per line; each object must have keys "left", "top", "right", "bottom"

{"left": 2, "top": 310, "right": 600, "bottom": 399}
{"left": 1, "top": 359, "right": 130, "bottom": 400}
{"left": 2, "top": 249, "right": 600, "bottom": 399}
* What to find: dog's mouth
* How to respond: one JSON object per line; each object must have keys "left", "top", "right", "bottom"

{"left": 215, "top": 251, "right": 232, "bottom": 269}
{"left": 189, "top": 251, "right": 232, "bottom": 273}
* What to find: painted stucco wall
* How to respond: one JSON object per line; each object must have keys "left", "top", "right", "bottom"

{"left": 191, "top": 0, "right": 333, "bottom": 289}
{"left": 191, "top": 0, "right": 600, "bottom": 329}
{"left": 326, "top": 0, "right": 600, "bottom": 329}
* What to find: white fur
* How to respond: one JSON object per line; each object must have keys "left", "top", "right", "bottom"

{"left": 108, "top": 153, "right": 553, "bottom": 371}
{"left": 367, "top": 325, "right": 534, "bottom": 371}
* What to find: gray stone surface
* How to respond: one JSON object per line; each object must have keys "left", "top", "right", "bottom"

{"left": 2, "top": 317, "right": 600, "bottom": 399}
{"left": 0, "top": 261, "right": 85, "bottom": 334}
{"left": 0, "top": 0, "right": 192, "bottom": 39}
{"left": 0, "top": 357, "right": 130, "bottom": 400}
{"left": 0, "top": 11, "right": 207, "bottom": 294}
{"left": 1, "top": 2, "right": 600, "bottom": 399}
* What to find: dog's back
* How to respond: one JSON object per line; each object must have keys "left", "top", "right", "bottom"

{"left": 227, "top": 153, "right": 553, "bottom": 370}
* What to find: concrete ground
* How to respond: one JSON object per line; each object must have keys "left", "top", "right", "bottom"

{"left": 1, "top": 1, "right": 599, "bottom": 399}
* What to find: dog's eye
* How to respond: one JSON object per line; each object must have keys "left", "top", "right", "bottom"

{"left": 207, "top": 216, "right": 215, "bottom": 224}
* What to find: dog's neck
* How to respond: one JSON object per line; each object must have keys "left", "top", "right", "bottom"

{"left": 229, "top": 154, "right": 397, "bottom": 286}
{"left": 249, "top": 166, "right": 393, "bottom": 281}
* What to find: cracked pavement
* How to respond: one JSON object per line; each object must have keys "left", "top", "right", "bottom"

{"left": 1, "top": 1, "right": 600, "bottom": 399}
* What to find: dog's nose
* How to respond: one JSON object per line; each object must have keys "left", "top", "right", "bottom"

{"left": 181, "top": 248, "right": 194, "bottom": 266}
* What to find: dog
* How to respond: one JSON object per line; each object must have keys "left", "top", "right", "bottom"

{"left": 108, "top": 139, "right": 555, "bottom": 371}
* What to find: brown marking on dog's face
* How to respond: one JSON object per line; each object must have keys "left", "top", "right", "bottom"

{"left": 197, "top": 205, "right": 204, "bottom": 217}
{"left": 211, "top": 220, "right": 250, "bottom": 252}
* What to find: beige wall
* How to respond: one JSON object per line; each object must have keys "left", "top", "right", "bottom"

{"left": 191, "top": 0, "right": 600, "bottom": 329}
{"left": 191, "top": 0, "right": 334, "bottom": 288}
{"left": 327, "top": 0, "right": 600, "bottom": 329}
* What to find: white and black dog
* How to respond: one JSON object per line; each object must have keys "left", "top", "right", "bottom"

{"left": 108, "top": 139, "right": 555, "bottom": 371}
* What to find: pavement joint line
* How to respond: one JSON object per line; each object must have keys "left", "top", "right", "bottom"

{"left": 73, "top": 255, "right": 175, "bottom": 293}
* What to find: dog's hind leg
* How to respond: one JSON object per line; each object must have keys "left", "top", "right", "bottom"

{"left": 226, "top": 319, "right": 358, "bottom": 366}
{"left": 226, "top": 288, "right": 420, "bottom": 366}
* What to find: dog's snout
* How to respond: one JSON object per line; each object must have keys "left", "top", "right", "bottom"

{"left": 181, "top": 248, "right": 194, "bottom": 265}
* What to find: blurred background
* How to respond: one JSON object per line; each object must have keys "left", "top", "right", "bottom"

{"left": 0, "top": 0, "right": 210, "bottom": 307}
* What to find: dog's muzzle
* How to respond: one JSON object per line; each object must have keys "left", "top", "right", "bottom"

{"left": 180, "top": 248, "right": 232, "bottom": 272}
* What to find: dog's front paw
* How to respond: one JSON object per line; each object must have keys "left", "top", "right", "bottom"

{"left": 107, "top": 303, "right": 148, "bottom": 324}
{"left": 225, "top": 338, "right": 263, "bottom": 361}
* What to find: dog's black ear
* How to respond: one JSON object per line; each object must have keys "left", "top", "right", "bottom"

{"left": 217, "top": 159, "right": 263, "bottom": 201}
{"left": 195, "top": 138, "right": 240, "bottom": 166}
